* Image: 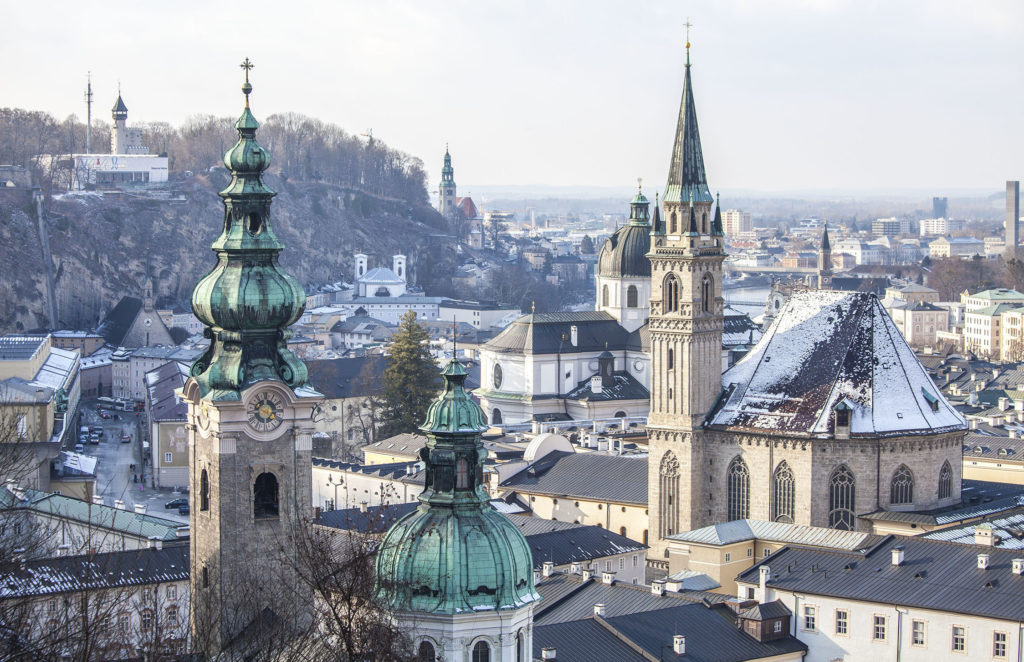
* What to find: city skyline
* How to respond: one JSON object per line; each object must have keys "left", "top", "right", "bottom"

{"left": 2, "top": 0, "right": 1021, "bottom": 193}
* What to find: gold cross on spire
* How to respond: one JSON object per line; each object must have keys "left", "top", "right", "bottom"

{"left": 684, "top": 17, "right": 693, "bottom": 64}
{"left": 240, "top": 57, "right": 254, "bottom": 107}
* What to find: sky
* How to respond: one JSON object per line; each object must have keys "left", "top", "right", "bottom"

{"left": 2, "top": 1, "right": 1022, "bottom": 197}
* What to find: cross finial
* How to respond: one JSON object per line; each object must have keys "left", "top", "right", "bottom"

{"left": 637, "top": 176, "right": 643, "bottom": 192}
{"left": 684, "top": 17, "right": 694, "bottom": 65}
{"left": 240, "top": 57, "right": 254, "bottom": 107}
{"left": 531, "top": 301, "right": 536, "bottom": 314}
{"left": 451, "top": 316, "right": 458, "bottom": 359}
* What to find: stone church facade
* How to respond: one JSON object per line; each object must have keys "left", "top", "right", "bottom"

{"left": 646, "top": 47, "right": 966, "bottom": 561}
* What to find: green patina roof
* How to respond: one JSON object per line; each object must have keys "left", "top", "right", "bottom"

{"left": 663, "top": 59, "right": 713, "bottom": 206}
{"left": 375, "top": 359, "right": 538, "bottom": 614}
{"left": 188, "top": 69, "right": 308, "bottom": 400}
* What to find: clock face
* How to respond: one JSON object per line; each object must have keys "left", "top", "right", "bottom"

{"left": 248, "top": 391, "right": 284, "bottom": 432}
{"left": 493, "top": 363, "right": 503, "bottom": 390}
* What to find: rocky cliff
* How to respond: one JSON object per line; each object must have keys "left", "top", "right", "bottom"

{"left": 0, "top": 172, "right": 455, "bottom": 333}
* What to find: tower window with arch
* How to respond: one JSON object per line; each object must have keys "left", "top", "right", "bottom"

{"left": 890, "top": 465, "right": 914, "bottom": 505}
{"left": 701, "top": 274, "right": 713, "bottom": 314}
{"left": 828, "top": 465, "right": 856, "bottom": 530}
{"left": 602, "top": 284, "right": 610, "bottom": 307}
{"left": 627, "top": 285, "right": 638, "bottom": 308}
{"left": 472, "top": 640, "right": 491, "bottom": 662}
{"left": 938, "top": 460, "right": 953, "bottom": 500}
{"left": 417, "top": 641, "right": 436, "bottom": 662}
{"left": 702, "top": 211, "right": 708, "bottom": 234}
{"left": 456, "top": 457, "right": 470, "bottom": 490}
{"left": 253, "top": 472, "right": 279, "bottom": 519}
{"left": 727, "top": 456, "right": 750, "bottom": 521}
{"left": 491, "top": 408, "right": 502, "bottom": 425}
{"left": 669, "top": 211, "right": 677, "bottom": 234}
{"left": 517, "top": 630, "right": 526, "bottom": 662}
{"left": 773, "top": 461, "right": 795, "bottom": 524}
{"left": 659, "top": 452, "right": 680, "bottom": 538}
{"left": 200, "top": 469, "right": 209, "bottom": 511}
{"left": 663, "top": 274, "right": 680, "bottom": 313}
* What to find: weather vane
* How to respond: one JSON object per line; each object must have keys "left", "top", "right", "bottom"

{"left": 240, "top": 57, "right": 254, "bottom": 107}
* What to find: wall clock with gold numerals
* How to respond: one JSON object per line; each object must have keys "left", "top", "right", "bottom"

{"left": 248, "top": 390, "right": 284, "bottom": 432}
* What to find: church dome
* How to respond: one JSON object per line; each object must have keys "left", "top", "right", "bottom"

{"left": 598, "top": 222, "right": 651, "bottom": 278}
{"left": 375, "top": 359, "right": 537, "bottom": 615}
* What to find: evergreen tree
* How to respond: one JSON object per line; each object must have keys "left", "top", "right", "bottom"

{"left": 379, "top": 311, "right": 440, "bottom": 437}
{"left": 580, "top": 234, "right": 595, "bottom": 254}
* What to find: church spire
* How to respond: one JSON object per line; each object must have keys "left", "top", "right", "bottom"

{"left": 189, "top": 59, "right": 308, "bottom": 399}
{"left": 664, "top": 28, "right": 712, "bottom": 207}
{"left": 712, "top": 192, "right": 724, "bottom": 236}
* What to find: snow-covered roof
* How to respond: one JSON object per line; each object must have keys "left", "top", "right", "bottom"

{"left": 710, "top": 290, "right": 967, "bottom": 437}
{"left": 359, "top": 266, "right": 403, "bottom": 284}
{"left": 30, "top": 347, "right": 78, "bottom": 391}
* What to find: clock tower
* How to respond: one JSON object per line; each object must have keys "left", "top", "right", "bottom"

{"left": 183, "top": 60, "right": 320, "bottom": 654}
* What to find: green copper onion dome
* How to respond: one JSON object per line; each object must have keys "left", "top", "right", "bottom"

{"left": 374, "top": 358, "right": 537, "bottom": 615}
{"left": 189, "top": 61, "right": 308, "bottom": 399}
{"left": 597, "top": 186, "right": 652, "bottom": 278}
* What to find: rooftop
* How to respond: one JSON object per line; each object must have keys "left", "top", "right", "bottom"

{"left": 0, "top": 335, "right": 47, "bottom": 361}
{"left": 501, "top": 452, "right": 648, "bottom": 505}
{"left": 668, "top": 519, "right": 882, "bottom": 551}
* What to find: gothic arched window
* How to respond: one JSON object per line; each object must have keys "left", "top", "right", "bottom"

{"left": 828, "top": 465, "right": 856, "bottom": 530}
{"left": 472, "top": 641, "right": 491, "bottom": 662}
{"left": 602, "top": 285, "right": 609, "bottom": 307}
{"left": 701, "top": 274, "right": 712, "bottom": 314}
{"left": 627, "top": 285, "right": 638, "bottom": 308}
{"left": 456, "top": 457, "right": 470, "bottom": 490}
{"left": 663, "top": 274, "right": 679, "bottom": 313}
{"left": 773, "top": 461, "right": 795, "bottom": 524}
{"left": 659, "top": 452, "right": 680, "bottom": 538}
{"left": 200, "top": 469, "right": 209, "bottom": 512}
{"left": 669, "top": 212, "right": 677, "bottom": 234}
{"left": 253, "top": 472, "right": 279, "bottom": 519}
{"left": 417, "top": 640, "right": 436, "bottom": 662}
{"left": 890, "top": 465, "right": 914, "bottom": 505}
{"left": 517, "top": 630, "right": 526, "bottom": 662}
{"left": 938, "top": 460, "right": 953, "bottom": 500}
{"left": 727, "top": 456, "right": 750, "bottom": 521}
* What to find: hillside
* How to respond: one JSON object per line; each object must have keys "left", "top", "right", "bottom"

{"left": 0, "top": 172, "right": 457, "bottom": 333}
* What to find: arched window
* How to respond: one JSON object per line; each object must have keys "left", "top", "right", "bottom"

{"left": 727, "top": 457, "right": 750, "bottom": 521}
{"left": 456, "top": 457, "right": 470, "bottom": 489}
{"left": 517, "top": 630, "right": 526, "bottom": 662}
{"left": 890, "top": 465, "right": 914, "bottom": 505}
{"left": 828, "top": 465, "right": 856, "bottom": 530}
{"left": 669, "top": 212, "right": 677, "bottom": 234}
{"left": 663, "top": 274, "right": 679, "bottom": 313}
{"left": 253, "top": 472, "right": 279, "bottom": 519}
{"left": 200, "top": 469, "right": 209, "bottom": 511}
{"left": 701, "top": 274, "right": 712, "bottom": 314}
{"left": 938, "top": 460, "right": 953, "bottom": 500}
{"left": 602, "top": 284, "right": 609, "bottom": 307}
{"left": 417, "top": 640, "right": 436, "bottom": 662}
{"left": 702, "top": 212, "right": 708, "bottom": 234}
{"left": 491, "top": 408, "right": 502, "bottom": 425}
{"left": 472, "top": 641, "right": 491, "bottom": 662}
{"left": 614, "top": 410, "right": 627, "bottom": 418}
{"left": 620, "top": 526, "right": 627, "bottom": 536}
{"left": 659, "top": 452, "right": 680, "bottom": 538}
{"left": 773, "top": 461, "right": 795, "bottom": 524}
{"left": 626, "top": 285, "right": 638, "bottom": 308}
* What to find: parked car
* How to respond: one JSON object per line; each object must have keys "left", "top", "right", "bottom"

{"left": 99, "top": 411, "right": 111, "bottom": 420}
{"left": 165, "top": 498, "right": 188, "bottom": 510}
{"left": 177, "top": 504, "right": 190, "bottom": 516}
{"left": 73, "top": 444, "right": 84, "bottom": 453}
{"left": 120, "top": 434, "right": 131, "bottom": 444}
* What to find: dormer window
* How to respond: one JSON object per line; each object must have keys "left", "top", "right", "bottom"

{"left": 834, "top": 401, "right": 853, "bottom": 431}
{"left": 921, "top": 388, "right": 940, "bottom": 412}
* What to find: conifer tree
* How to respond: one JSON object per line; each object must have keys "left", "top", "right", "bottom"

{"left": 379, "top": 311, "right": 440, "bottom": 437}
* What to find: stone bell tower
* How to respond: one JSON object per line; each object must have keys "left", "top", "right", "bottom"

{"left": 183, "top": 59, "right": 320, "bottom": 654}
{"left": 647, "top": 34, "right": 726, "bottom": 562}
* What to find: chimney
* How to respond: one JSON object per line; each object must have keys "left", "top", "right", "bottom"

{"left": 891, "top": 546, "right": 905, "bottom": 566}
{"left": 92, "top": 494, "right": 104, "bottom": 506}
{"left": 1013, "top": 559, "right": 1024, "bottom": 575}
{"left": 134, "top": 503, "right": 147, "bottom": 515}
{"left": 176, "top": 525, "right": 189, "bottom": 539}
{"left": 570, "top": 325, "right": 578, "bottom": 347}
{"left": 975, "top": 524, "right": 994, "bottom": 547}
{"left": 759, "top": 565, "right": 771, "bottom": 599}
{"left": 541, "top": 648, "right": 557, "bottom": 661}
{"left": 591, "top": 376, "right": 603, "bottom": 394}
{"left": 597, "top": 438, "right": 609, "bottom": 452}
{"left": 359, "top": 501, "right": 368, "bottom": 513}
{"left": 665, "top": 579, "right": 683, "bottom": 593}
{"left": 999, "top": 397, "right": 1010, "bottom": 411}
{"left": 570, "top": 562, "right": 582, "bottom": 574}
{"left": 602, "top": 571, "right": 615, "bottom": 585}
{"left": 56, "top": 544, "right": 70, "bottom": 557}
{"left": 978, "top": 553, "right": 991, "bottom": 570}
{"left": 593, "top": 603, "right": 606, "bottom": 617}
{"left": 673, "top": 635, "right": 686, "bottom": 655}
{"left": 114, "top": 499, "right": 125, "bottom": 510}
{"left": 651, "top": 579, "right": 666, "bottom": 596}
{"left": 581, "top": 569, "right": 594, "bottom": 581}
{"left": 534, "top": 570, "right": 542, "bottom": 585}
{"left": 543, "top": 561, "right": 555, "bottom": 577}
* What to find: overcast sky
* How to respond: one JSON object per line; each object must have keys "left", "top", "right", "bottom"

{"left": 3, "top": 1, "right": 1021, "bottom": 196}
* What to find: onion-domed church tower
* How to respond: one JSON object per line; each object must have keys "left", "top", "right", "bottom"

{"left": 183, "top": 60, "right": 321, "bottom": 653}
{"left": 596, "top": 184, "right": 652, "bottom": 332}
{"left": 375, "top": 357, "right": 538, "bottom": 662}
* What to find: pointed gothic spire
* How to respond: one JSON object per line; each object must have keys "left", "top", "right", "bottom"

{"left": 821, "top": 222, "right": 831, "bottom": 251}
{"left": 651, "top": 192, "right": 664, "bottom": 236}
{"left": 712, "top": 192, "right": 724, "bottom": 236}
{"left": 664, "top": 39, "right": 712, "bottom": 206}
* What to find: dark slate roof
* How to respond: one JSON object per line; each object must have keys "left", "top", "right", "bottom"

{"left": 362, "top": 433, "right": 428, "bottom": 459}
{"left": 501, "top": 453, "right": 648, "bottom": 505}
{"left": 533, "top": 619, "right": 648, "bottom": 662}
{"left": 739, "top": 600, "right": 791, "bottom": 621}
{"left": 711, "top": 291, "right": 966, "bottom": 437}
{"left": 598, "top": 223, "right": 651, "bottom": 278}
{"left": 0, "top": 335, "right": 47, "bottom": 361}
{"left": 485, "top": 311, "right": 630, "bottom": 355}
{"left": 0, "top": 544, "right": 188, "bottom": 598}
{"left": 111, "top": 94, "right": 128, "bottom": 114}
{"left": 305, "top": 356, "right": 386, "bottom": 400}
{"left": 145, "top": 360, "right": 188, "bottom": 422}
{"left": 625, "top": 323, "right": 650, "bottom": 352}
{"left": 565, "top": 371, "right": 649, "bottom": 402}
{"left": 663, "top": 61, "right": 712, "bottom": 205}
{"left": 736, "top": 535, "right": 1024, "bottom": 622}
{"left": 97, "top": 296, "right": 143, "bottom": 346}
{"left": 829, "top": 276, "right": 889, "bottom": 295}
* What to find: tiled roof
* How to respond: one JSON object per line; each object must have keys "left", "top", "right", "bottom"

{"left": 710, "top": 291, "right": 966, "bottom": 437}
{"left": 501, "top": 453, "right": 648, "bottom": 505}
{"left": 736, "top": 535, "right": 1024, "bottom": 622}
{"left": 0, "top": 544, "right": 188, "bottom": 598}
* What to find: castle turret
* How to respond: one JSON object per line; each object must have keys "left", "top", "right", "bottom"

{"left": 438, "top": 146, "right": 457, "bottom": 218}
{"left": 110, "top": 94, "right": 128, "bottom": 154}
